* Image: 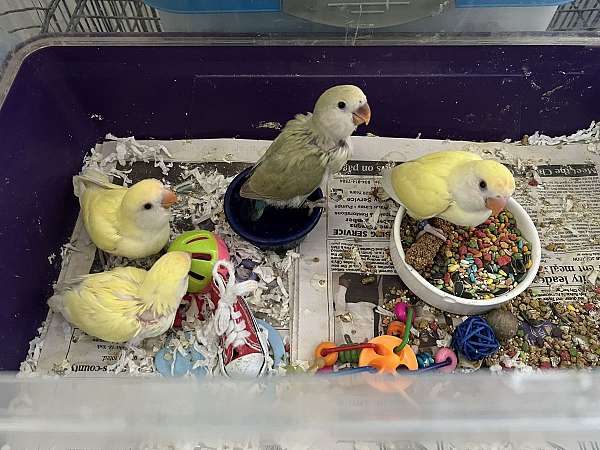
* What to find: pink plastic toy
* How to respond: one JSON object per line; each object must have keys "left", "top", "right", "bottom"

{"left": 434, "top": 347, "right": 458, "bottom": 373}
{"left": 394, "top": 302, "right": 409, "bottom": 323}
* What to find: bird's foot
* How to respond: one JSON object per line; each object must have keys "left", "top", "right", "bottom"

{"left": 304, "top": 198, "right": 327, "bottom": 215}
{"left": 416, "top": 220, "right": 447, "bottom": 242}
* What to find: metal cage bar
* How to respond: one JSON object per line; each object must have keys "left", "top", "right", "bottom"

{"left": 548, "top": 0, "right": 600, "bottom": 30}
{"left": 2, "top": 0, "right": 161, "bottom": 36}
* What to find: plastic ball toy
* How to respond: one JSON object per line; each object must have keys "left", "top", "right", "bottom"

{"left": 168, "top": 230, "right": 229, "bottom": 293}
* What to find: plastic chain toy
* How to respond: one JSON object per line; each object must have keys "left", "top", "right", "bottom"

{"left": 168, "top": 230, "right": 230, "bottom": 293}
{"left": 314, "top": 304, "right": 417, "bottom": 375}
{"left": 313, "top": 303, "right": 458, "bottom": 375}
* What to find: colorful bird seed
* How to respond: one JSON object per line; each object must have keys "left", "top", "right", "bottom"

{"left": 402, "top": 211, "right": 532, "bottom": 300}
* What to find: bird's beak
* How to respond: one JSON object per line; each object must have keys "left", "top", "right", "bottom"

{"left": 352, "top": 103, "right": 371, "bottom": 126}
{"left": 486, "top": 196, "right": 509, "bottom": 216}
{"left": 161, "top": 190, "right": 178, "bottom": 208}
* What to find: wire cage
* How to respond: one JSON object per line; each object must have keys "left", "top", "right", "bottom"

{"left": 42, "top": 0, "right": 162, "bottom": 33}
{"left": 0, "top": 0, "right": 161, "bottom": 41}
{"left": 548, "top": 0, "right": 600, "bottom": 30}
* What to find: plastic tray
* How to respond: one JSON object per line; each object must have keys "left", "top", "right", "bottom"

{"left": 1, "top": 34, "right": 600, "bottom": 371}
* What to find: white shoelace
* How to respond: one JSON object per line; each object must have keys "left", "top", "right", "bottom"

{"left": 212, "top": 260, "right": 258, "bottom": 349}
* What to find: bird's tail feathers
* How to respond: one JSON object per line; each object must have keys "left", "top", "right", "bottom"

{"left": 380, "top": 166, "right": 403, "bottom": 204}
{"left": 73, "top": 169, "right": 119, "bottom": 198}
{"left": 248, "top": 199, "right": 266, "bottom": 222}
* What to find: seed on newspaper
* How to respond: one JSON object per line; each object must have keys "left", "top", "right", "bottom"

{"left": 361, "top": 275, "right": 376, "bottom": 285}
{"left": 342, "top": 249, "right": 353, "bottom": 259}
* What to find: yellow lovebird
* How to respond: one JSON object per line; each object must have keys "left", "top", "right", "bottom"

{"left": 381, "top": 150, "right": 515, "bottom": 240}
{"left": 73, "top": 170, "right": 177, "bottom": 259}
{"left": 48, "top": 252, "right": 191, "bottom": 345}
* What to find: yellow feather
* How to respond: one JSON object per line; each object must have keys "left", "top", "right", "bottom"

{"left": 73, "top": 171, "right": 172, "bottom": 258}
{"left": 50, "top": 253, "right": 191, "bottom": 344}
{"left": 390, "top": 151, "right": 481, "bottom": 219}
{"left": 62, "top": 267, "right": 147, "bottom": 343}
{"left": 80, "top": 188, "right": 126, "bottom": 252}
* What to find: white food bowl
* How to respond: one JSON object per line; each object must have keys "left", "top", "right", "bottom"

{"left": 389, "top": 199, "right": 541, "bottom": 315}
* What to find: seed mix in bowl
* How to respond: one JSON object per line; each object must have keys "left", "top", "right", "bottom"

{"left": 401, "top": 211, "right": 533, "bottom": 300}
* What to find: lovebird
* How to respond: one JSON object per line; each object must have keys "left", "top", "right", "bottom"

{"left": 48, "top": 252, "right": 191, "bottom": 345}
{"left": 73, "top": 170, "right": 177, "bottom": 258}
{"left": 240, "top": 85, "right": 371, "bottom": 220}
{"left": 381, "top": 151, "right": 515, "bottom": 240}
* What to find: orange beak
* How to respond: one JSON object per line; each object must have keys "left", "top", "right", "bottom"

{"left": 161, "top": 190, "right": 178, "bottom": 208}
{"left": 352, "top": 103, "right": 371, "bottom": 126}
{"left": 486, "top": 196, "right": 508, "bottom": 216}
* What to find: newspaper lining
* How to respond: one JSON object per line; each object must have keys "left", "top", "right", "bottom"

{"left": 31, "top": 136, "right": 600, "bottom": 374}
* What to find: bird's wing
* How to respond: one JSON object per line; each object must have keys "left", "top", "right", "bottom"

{"left": 389, "top": 151, "right": 480, "bottom": 219}
{"left": 407, "top": 150, "right": 481, "bottom": 166}
{"left": 80, "top": 188, "right": 126, "bottom": 252}
{"left": 391, "top": 167, "right": 453, "bottom": 219}
{"left": 240, "top": 132, "right": 328, "bottom": 202}
{"left": 73, "top": 169, "right": 123, "bottom": 198}
{"left": 61, "top": 268, "right": 147, "bottom": 343}
{"left": 380, "top": 166, "right": 403, "bottom": 204}
{"left": 55, "top": 267, "right": 145, "bottom": 291}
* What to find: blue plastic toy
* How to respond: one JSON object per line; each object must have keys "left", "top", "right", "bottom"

{"left": 416, "top": 352, "right": 435, "bottom": 369}
{"left": 452, "top": 316, "right": 500, "bottom": 361}
{"left": 256, "top": 319, "right": 285, "bottom": 368}
{"left": 154, "top": 333, "right": 208, "bottom": 378}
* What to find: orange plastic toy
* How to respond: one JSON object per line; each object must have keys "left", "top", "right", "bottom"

{"left": 386, "top": 321, "right": 406, "bottom": 337}
{"left": 358, "top": 335, "right": 418, "bottom": 374}
{"left": 314, "top": 341, "right": 338, "bottom": 367}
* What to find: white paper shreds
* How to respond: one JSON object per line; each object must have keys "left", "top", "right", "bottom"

{"left": 18, "top": 322, "right": 48, "bottom": 376}
{"left": 107, "top": 346, "right": 158, "bottom": 376}
{"left": 30, "top": 136, "right": 296, "bottom": 377}
{"left": 528, "top": 121, "right": 600, "bottom": 146}
{"left": 82, "top": 134, "right": 174, "bottom": 183}
{"left": 36, "top": 136, "right": 290, "bottom": 377}
{"left": 171, "top": 161, "right": 294, "bottom": 329}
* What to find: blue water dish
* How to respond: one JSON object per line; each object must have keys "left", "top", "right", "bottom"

{"left": 224, "top": 167, "right": 323, "bottom": 251}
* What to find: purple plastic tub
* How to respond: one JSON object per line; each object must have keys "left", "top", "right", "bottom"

{"left": 0, "top": 35, "right": 599, "bottom": 370}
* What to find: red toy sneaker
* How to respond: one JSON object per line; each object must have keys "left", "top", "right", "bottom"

{"left": 173, "top": 292, "right": 212, "bottom": 328}
{"left": 210, "top": 260, "right": 268, "bottom": 378}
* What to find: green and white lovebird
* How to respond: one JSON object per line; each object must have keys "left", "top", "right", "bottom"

{"left": 240, "top": 85, "right": 371, "bottom": 220}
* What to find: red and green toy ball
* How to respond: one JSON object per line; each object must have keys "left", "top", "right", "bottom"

{"left": 168, "top": 230, "right": 230, "bottom": 293}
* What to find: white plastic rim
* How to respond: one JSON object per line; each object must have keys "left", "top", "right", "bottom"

{"left": 390, "top": 198, "right": 542, "bottom": 315}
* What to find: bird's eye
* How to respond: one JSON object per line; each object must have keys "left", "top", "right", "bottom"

{"left": 144, "top": 203, "right": 152, "bottom": 210}
{"left": 479, "top": 180, "right": 487, "bottom": 190}
{"left": 337, "top": 101, "right": 346, "bottom": 109}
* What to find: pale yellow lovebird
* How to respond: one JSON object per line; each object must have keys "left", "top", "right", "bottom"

{"left": 48, "top": 252, "right": 191, "bottom": 345}
{"left": 381, "top": 150, "right": 515, "bottom": 240}
{"left": 73, "top": 170, "right": 177, "bottom": 259}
